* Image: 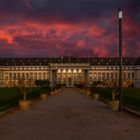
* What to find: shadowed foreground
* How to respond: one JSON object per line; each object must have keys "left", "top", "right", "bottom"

{"left": 0, "top": 88, "right": 140, "bottom": 140}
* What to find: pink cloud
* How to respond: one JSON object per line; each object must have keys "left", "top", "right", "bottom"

{"left": 88, "top": 26, "right": 106, "bottom": 37}
{"left": 0, "top": 31, "right": 13, "bottom": 44}
{"left": 76, "top": 40, "right": 86, "bottom": 48}
{"left": 0, "top": 17, "right": 139, "bottom": 57}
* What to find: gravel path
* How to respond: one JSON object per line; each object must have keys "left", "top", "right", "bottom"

{"left": 0, "top": 88, "right": 140, "bottom": 140}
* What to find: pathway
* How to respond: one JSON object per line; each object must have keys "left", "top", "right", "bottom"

{"left": 0, "top": 88, "right": 140, "bottom": 140}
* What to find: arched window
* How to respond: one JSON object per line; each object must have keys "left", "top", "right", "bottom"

{"left": 78, "top": 69, "right": 82, "bottom": 73}
{"left": 62, "top": 69, "right": 66, "bottom": 73}
{"left": 73, "top": 69, "right": 77, "bottom": 73}
{"left": 68, "top": 69, "right": 72, "bottom": 73}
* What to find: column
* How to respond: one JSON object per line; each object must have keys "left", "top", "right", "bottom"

{"left": 66, "top": 70, "right": 68, "bottom": 87}
{"left": 61, "top": 70, "right": 63, "bottom": 84}
{"left": 72, "top": 70, "right": 74, "bottom": 87}
{"left": 50, "top": 70, "right": 53, "bottom": 87}
{"left": 56, "top": 70, "right": 58, "bottom": 84}
{"left": 82, "top": 70, "right": 84, "bottom": 82}
{"left": 84, "top": 69, "right": 89, "bottom": 86}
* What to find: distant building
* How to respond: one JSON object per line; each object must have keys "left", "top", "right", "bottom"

{"left": 0, "top": 56, "right": 140, "bottom": 87}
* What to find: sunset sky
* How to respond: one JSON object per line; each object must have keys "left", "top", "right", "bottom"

{"left": 0, "top": 0, "right": 139, "bottom": 57}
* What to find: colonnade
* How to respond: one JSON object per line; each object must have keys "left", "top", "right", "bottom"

{"left": 50, "top": 68, "right": 88, "bottom": 87}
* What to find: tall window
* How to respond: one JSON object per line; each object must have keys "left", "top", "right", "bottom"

{"left": 106, "top": 73, "right": 109, "bottom": 79}
{"left": 13, "top": 73, "right": 16, "bottom": 80}
{"left": 132, "top": 73, "right": 134, "bottom": 79}
{"left": 43, "top": 73, "right": 46, "bottom": 79}
{"left": 128, "top": 73, "right": 131, "bottom": 79}
{"left": 102, "top": 73, "right": 105, "bottom": 80}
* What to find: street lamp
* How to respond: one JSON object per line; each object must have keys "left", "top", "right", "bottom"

{"left": 118, "top": 8, "right": 123, "bottom": 112}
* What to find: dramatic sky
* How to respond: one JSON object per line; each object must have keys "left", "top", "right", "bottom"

{"left": 0, "top": 0, "right": 139, "bottom": 57}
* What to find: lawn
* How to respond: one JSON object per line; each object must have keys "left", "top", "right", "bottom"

{"left": 123, "top": 88, "right": 140, "bottom": 112}
{"left": 0, "top": 87, "right": 41, "bottom": 112}
{"left": 90, "top": 87, "right": 140, "bottom": 112}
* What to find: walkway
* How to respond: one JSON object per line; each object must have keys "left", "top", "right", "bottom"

{"left": 0, "top": 88, "right": 140, "bottom": 140}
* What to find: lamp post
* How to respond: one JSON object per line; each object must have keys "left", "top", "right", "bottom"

{"left": 119, "top": 8, "right": 123, "bottom": 112}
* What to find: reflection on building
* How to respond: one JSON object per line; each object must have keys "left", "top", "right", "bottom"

{"left": 0, "top": 56, "right": 140, "bottom": 87}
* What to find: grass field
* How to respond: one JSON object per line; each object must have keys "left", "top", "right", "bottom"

{"left": 90, "top": 87, "right": 140, "bottom": 112}
{"left": 0, "top": 88, "right": 21, "bottom": 111}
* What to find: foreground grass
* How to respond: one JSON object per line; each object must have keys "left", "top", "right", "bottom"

{"left": 123, "top": 88, "right": 140, "bottom": 112}
{"left": 91, "top": 87, "right": 140, "bottom": 112}
{"left": 0, "top": 87, "right": 41, "bottom": 112}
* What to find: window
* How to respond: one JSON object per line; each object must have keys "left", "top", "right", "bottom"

{"left": 58, "top": 69, "right": 61, "bottom": 73}
{"left": 132, "top": 73, "right": 134, "bottom": 79}
{"left": 39, "top": 73, "right": 41, "bottom": 79}
{"left": 124, "top": 73, "right": 126, "bottom": 80}
{"left": 106, "top": 73, "right": 109, "bottom": 79}
{"left": 68, "top": 69, "right": 72, "bottom": 73}
{"left": 34, "top": 73, "right": 37, "bottom": 79}
{"left": 78, "top": 69, "right": 82, "bottom": 73}
{"left": 111, "top": 73, "right": 113, "bottom": 78}
{"left": 128, "top": 73, "right": 131, "bottom": 79}
{"left": 13, "top": 73, "right": 17, "bottom": 80}
{"left": 115, "top": 73, "right": 118, "bottom": 80}
{"left": 63, "top": 69, "right": 66, "bottom": 73}
{"left": 43, "top": 73, "right": 46, "bottom": 79}
{"left": 17, "top": 73, "right": 20, "bottom": 79}
{"left": 9, "top": 73, "right": 12, "bottom": 79}
{"left": 102, "top": 73, "right": 105, "bottom": 79}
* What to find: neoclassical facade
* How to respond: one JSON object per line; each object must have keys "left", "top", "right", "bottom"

{"left": 0, "top": 56, "right": 140, "bottom": 87}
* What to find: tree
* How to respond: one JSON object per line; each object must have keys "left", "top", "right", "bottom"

{"left": 17, "top": 78, "right": 33, "bottom": 100}
{"left": 35, "top": 80, "right": 51, "bottom": 94}
{"left": 35, "top": 80, "right": 50, "bottom": 87}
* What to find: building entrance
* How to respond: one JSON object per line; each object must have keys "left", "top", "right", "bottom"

{"left": 67, "top": 77, "right": 73, "bottom": 87}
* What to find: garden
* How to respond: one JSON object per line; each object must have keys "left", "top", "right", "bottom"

{"left": 0, "top": 87, "right": 40, "bottom": 111}
{"left": 0, "top": 79, "right": 52, "bottom": 112}
{"left": 90, "top": 86, "right": 140, "bottom": 112}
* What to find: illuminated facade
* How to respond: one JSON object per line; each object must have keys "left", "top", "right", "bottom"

{"left": 0, "top": 56, "right": 140, "bottom": 87}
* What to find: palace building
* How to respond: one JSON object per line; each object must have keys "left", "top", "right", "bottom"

{"left": 0, "top": 56, "right": 140, "bottom": 87}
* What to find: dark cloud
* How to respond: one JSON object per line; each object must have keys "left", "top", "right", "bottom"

{"left": 0, "top": 0, "right": 139, "bottom": 23}
{"left": 0, "top": 40, "right": 17, "bottom": 57}
{"left": 0, "top": 0, "right": 139, "bottom": 57}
